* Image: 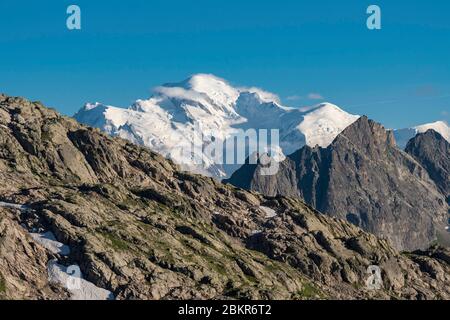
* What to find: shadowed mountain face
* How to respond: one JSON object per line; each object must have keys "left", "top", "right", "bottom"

{"left": 225, "top": 117, "right": 448, "bottom": 251}
{"left": 405, "top": 130, "right": 450, "bottom": 199}
{"left": 1, "top": 95, "right": 450, "bottom": 300}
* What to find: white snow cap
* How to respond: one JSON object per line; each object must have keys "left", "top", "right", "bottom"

{"left": 83, "top": 102, "right": 104, "bottom": 111}
{"left": 297, "top": 103, "right": 360, "bottom": 148}
{"left": 415, "top": 121, "right": 450, "bottom": 141}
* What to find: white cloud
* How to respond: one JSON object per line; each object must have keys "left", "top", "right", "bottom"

{"left": 298, "top": 106, "right": 314, "bottom": 112}
{"left": 285, "top": 93, "right": 324, "bottom": 102}
{"left": 286, "top": 95, "right": 302, "bottom": 101}
{"left": 307, "top": 93, "right": 324, "bottom": 100}
{"left": 240, "top": 86, "right": 281, "bottom": 104}
{"left": 153, "top": 86, "right": 205, "bottom": 102}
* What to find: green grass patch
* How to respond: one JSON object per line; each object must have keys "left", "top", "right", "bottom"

{"left": 100, "top": 232, "right": 130, "bottom": 251}
{"left": 202, "top": 255, "right": 228, "bottom": 276}
{"left": 297, "top": 282, "right": 322, "bottom": 299}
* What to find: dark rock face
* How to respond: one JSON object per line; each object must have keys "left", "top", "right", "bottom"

{"left": 405, "top": 129, "right": 449, "bottom": 199}
{"left": 226, "top": 117, "right": 448, "bottom": 251}
{"left": 1, "top": 94, "right": 450, "bottom": 300}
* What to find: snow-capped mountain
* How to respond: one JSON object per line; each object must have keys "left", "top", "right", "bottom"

{"left": 394, "top": 121, "right": 450, "bottom": 149}
{"left": 74, "top": 74, "right": 360, "bottom": 178}
{"left": 296, "top": 103, "right": 360, "bottom": 148}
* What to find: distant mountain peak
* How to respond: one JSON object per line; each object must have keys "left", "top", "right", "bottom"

{"left": 164, "top": 73, "right": 240, "bottom": 107}
{"left": 82, "top": 102, "right": 106, "bottom": 111}
{"left": 337, "top": 115, "right": 396, "bottom": 149}
{"left": 414, "top": 121, "right": 450, "bottom": 140}
{"left": 297, "top": 102, "right": 360, "bottom": 148}
{"left": 309, "top": 102, "right": 345, "bottom": 112}
{"left": 394, "top": 120, "right": 450, "bottom": 149}
{"left": 414, "top": 127, "right": 448, "bottom": 140}
{"left": 165, "top": 73, "right": 229, "bottom": 88}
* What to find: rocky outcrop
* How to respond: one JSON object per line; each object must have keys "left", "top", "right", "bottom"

{"left": 226, "top": 117, "right": 448, "bottom": 251}
{"left": 0, "top": 94, "right": 449, "bottom": 300}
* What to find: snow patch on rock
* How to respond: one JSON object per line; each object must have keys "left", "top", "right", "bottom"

{"left": 47, "top": 260, "right": 114, "bottom": 300}
{"left": 260, "top": 206, "right": 277, "bottom": 218}
{"left": 0, "top": 201, "right": 29, "bottom": 211}
{"left": 30, "top": 231, "right": 71, "bottom": 256}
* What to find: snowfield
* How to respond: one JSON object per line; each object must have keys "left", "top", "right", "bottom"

{"left": 30, "top": 231, "right": 71, "bottom": 256}
{"left": 47, "top": 260, "right": 115, "bottom": 300}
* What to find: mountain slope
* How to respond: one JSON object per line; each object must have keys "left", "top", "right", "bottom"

{"left": 74, "top": 74, "right": 359, "bottom": 178}
{"left": 1, "top": 94, "right": 450, "bottom": 300}
{"left": 225, "top": 117, "right": 448, "bottom": 251}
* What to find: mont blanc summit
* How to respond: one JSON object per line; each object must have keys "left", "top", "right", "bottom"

{"left": 75, "top": 74, "right": 449, "bottom": 179}
{"left": 75, "top": 74, "right": 361, "bottom": 178}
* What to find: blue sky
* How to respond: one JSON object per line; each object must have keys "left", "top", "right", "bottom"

{"left": 0, "top": 0, "right": 449, "bottom": 128}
